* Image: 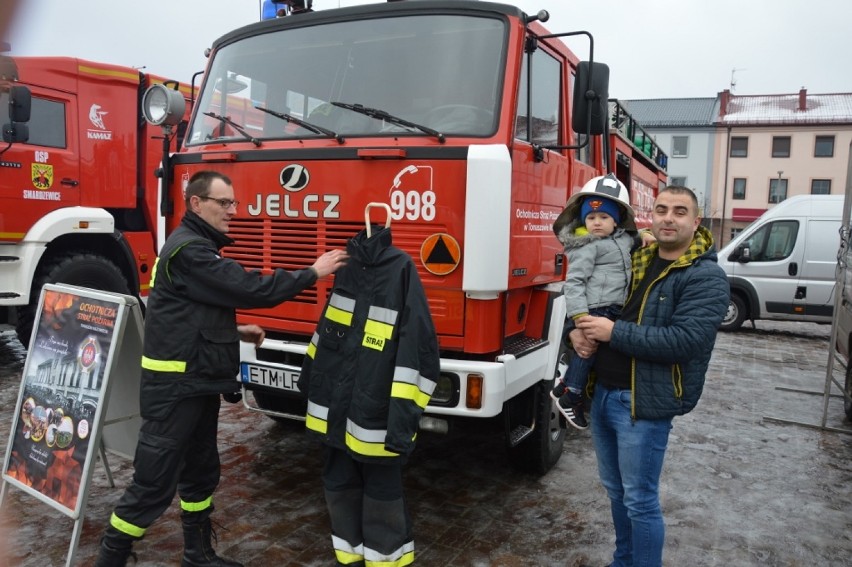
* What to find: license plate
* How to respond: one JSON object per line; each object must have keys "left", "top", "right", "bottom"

{"left": 239, "top": 362, "right": 300, "bottom": 392}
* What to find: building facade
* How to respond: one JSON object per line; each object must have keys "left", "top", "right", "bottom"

{"left": 622, "top": 97, "right": 717, "bottom": 217}
{"left": 711, "top": 89, "right": 852, "bottom": 245}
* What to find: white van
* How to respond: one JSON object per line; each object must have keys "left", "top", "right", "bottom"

{"left": 718, "top": 194, "right": 842, "bottom": 331}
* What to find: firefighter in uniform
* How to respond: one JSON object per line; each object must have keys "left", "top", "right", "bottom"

{"left": 299, "top": 224, "right": 440, "bottom": 567}
{"left": 95, "top": 170, "right": 347, "bottom": 567}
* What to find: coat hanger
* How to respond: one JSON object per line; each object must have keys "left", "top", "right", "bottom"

{"left": 364, "top": 202, "right": 392, "bottom": 238}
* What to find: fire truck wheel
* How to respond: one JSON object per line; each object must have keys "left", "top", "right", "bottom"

{"left": 505, "top": 379, "right": 566, "bottom": 475}
{"left": 16, "top": 252, "right": 131, "bottom": 348}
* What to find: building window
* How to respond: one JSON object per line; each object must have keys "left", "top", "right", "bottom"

{"left": 771, "top": 136, "right": 791, "bottom": 158}
{"left": 733, "top": 178, "right": 746, "bottom": 200}
{"left": 811, "top": 179, "right": 831, "bottom": 194}
{"left": 769, "top": 178, "right": 788, "bottom": 204}
{"left": 670, "top": 176, "right": 687, "bottom": 187}
{"left": 730, "top": 228, "right": 744, "bottom": 241}
{"left": 815, "top": 135, "right": 835, "bottom": 157}
{"left": 672, "top": 136, "right": 689, "bottom": 157}
{"left": 730, "top": 136, "right": 748, "bottom": 157}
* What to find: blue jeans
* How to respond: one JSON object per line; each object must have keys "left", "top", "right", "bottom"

{"left": 591, "top": 386, "right": 673, "bottom": 567}
{"left": 564, "top": 304, "right": 621, "bottom": 393}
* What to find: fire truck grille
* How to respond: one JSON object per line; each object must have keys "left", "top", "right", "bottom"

{"left": 223, "top": 218, "right": 446, "bottom": 305}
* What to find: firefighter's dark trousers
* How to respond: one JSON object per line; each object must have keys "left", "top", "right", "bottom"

{"left": 105, "top": 395, "right": 222, "bottom": 543}
{"left": 322, "top": 446, "right": 414, "bottom": 567}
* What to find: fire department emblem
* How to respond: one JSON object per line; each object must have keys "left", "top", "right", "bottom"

{"left": 77, "top": 335, "right": 101, "bottom": 371}
{"left": 32, "top": 164, "right": 54, "bottom": 189}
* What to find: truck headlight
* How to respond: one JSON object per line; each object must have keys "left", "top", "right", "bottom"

{"left": 142, "top": 84, "right": 185, "bottom": 127}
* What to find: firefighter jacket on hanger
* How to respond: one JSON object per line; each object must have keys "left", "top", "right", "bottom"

{"left": 298, "top": 225, "right": 440, "bottom": 464}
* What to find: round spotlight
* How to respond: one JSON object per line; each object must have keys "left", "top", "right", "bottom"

{"left": 142, "top": 83, "right": 186, "bottom": 127}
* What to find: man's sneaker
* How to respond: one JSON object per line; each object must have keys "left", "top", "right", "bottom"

{"left": 555, "top": 391, "right": 588, "bottom": 430}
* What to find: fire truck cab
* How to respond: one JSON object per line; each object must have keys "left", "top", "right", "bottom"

{"left": 146, "top": 0, "right": 663, "bottom": 474}
{"left": 0, "top": 55, "right": 190, "bottom": 346}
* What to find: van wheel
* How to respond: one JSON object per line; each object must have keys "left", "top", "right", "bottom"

{"left": 720, "top": 294, "right": 746, "bottom": 332}
{"left": 844, "top": 365, "right": 852, "bottom": 421}
{"left": 16, "top": 252, "right": 130, "bottom": 348}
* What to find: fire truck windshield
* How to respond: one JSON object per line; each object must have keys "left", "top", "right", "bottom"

{"left": 186, "top": 13, "right": 506, "bottom": 145}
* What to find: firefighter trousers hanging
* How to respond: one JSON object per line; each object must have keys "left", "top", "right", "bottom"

{"left": 322, "top": 446, "right": 413, "bottom": 567}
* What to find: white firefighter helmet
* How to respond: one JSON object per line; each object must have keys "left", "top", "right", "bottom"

{"left": 553, "top": 173, "right": 636, "bottom": 236}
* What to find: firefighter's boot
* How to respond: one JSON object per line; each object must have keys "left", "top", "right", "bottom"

{"left": 181, "top": 510, "right": 243, "bottom": 567}
{"left": 94, "top": 527, "right": 136, "bottom": 567}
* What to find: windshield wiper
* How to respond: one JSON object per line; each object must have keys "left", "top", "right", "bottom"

{"left": 202, "top": 112, "right": 261, "bottom": 147}
{"left": 254, "top": 105, "right": 344, "bottom": 145}
{"left": 330, "top": 101, "right": 445, "bottom": 144}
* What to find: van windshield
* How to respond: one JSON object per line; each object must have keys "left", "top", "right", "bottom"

{"left": 187, "top": 14, "right": 506, "bottom": 145}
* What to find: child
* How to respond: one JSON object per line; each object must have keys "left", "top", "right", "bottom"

{"left": 550, "top": 174, "right": 640, "bottom": 429}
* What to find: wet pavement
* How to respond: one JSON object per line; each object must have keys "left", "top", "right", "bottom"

{"left": 0, "top": 321, "right": 850, "bottom": 566}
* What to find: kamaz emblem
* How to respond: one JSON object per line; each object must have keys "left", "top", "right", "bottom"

{"left": 280, "top": 164, "right": 310, "bottom": 192}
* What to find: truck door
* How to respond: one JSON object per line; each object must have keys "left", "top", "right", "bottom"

{"left": 729, "top": 218, "right": 805, "bottom": 318}
{"left": 797, "top": 218, "right": 841, "bottom": 317}
{"left": 509, "top": 39, "right": 572, "bottom": 292}
{"left": 1, "top": 88, "right": 80, "bottom": 241}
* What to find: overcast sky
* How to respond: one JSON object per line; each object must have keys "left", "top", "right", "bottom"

{"left": 6, "top": 0, "right": 851, "bottom": 100}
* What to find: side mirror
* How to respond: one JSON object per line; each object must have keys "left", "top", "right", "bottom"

{"left": 8, "top": 85, "right": 31, "bottom": 123}
{"left": 2, "top": 121, "right": 28, "bottom": 143}
{"left": 572, "top": 61, "right": 610, "bottom": 136}
{"left": 737, "top": 244, "right": 751, "bottom": 263}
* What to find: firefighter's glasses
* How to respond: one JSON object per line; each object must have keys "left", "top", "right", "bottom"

{"left": 199, "top": 196, "right": 239, "bottom": 209}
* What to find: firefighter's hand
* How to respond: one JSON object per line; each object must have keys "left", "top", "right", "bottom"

{"left": 575, "top": 315, "right": 614, "bottom": 344}
{"left": 238, "top": 324, "right": 265, "bottom": 347}
{"left": 312, "top": 249, "right": 349, "bottom": 278}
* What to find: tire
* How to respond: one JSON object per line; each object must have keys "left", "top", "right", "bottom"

{"left": 16, "top": 252, "right": 131, "bottom": 348}
{"left": 506, "top": 379, "right": 566, "bottom": 475}
{"left": 720, "top": 294, "right": 747, "bottom": 332}
{"left": 844, "top": 365, "right": 852, "bottom": 421}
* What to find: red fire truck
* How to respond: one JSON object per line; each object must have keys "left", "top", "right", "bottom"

{"left": 0, "top": 55, "right": 191, "bottom": 346}
{"left": 143, "top": 0, "right": 666, "bottom": 473}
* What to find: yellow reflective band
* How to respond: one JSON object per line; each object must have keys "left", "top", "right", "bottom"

{"left": 110, "top": 512, "right": 146, "bottom": 538}
{"left": 141, "top": 356, "right": 186, "bottom": 373}
{"left": 149, "top": 256, "right": 160, "bottom": 288}
{"left": 180, "top": 496, "right": 213, "bottom": 512}
{"left": 336, "top": 549, "right": 366, "bottom": 565}
{"left": 326, "top": 304, "right": 353, "bottom": 326}
{"left": 306, "top": 413, "right": 328, "bottom": 434}
{"left": 393, "top": 367, "right": 437, "bottom": 396}
{"left": 362, "top": 334, "right": 385, "bottom": 351}
{"left": 365, "top": 541, "right": 415, "bottom": 567}
{"left": 364, "top": 319, "right": 394, "bottom": 340}
{"left": 365, "top": 551, "right": 415, "bottom": 567}
{"left": 332, "top": 535, "right": 365, "bottom": 565}
{"left": 307, "top": 341, "right": 316, "bottom": 359}
{"left": 391, "top": 382, "right": 431, "bottom": 409}
{"left": 345, "top": 431, "right": 399, "bottom": 458}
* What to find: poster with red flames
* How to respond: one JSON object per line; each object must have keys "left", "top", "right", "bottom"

{"left": 2, "top": 286, "right": 123, "bottom": 516}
